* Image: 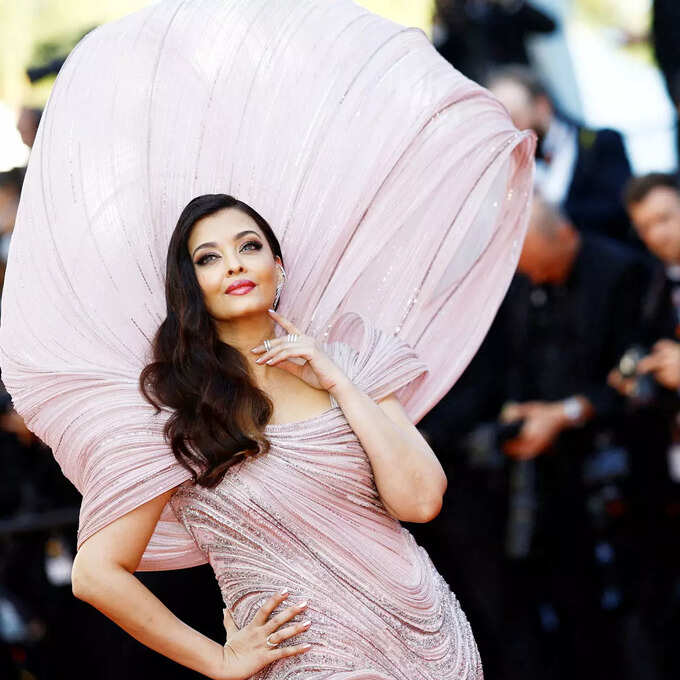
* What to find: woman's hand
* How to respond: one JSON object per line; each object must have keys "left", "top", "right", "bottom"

{"left": 215, "top": 591, "right": 312, "bottom": 680}
{"left": 250, "top": 309, "right": 348, "bottom": 392}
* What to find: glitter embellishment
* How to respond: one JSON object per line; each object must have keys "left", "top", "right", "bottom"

{"left": 169, "top": 333, "right": 483, "bottom": 679}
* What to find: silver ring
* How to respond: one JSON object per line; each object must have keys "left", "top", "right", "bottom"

{"left": 266, "top": 633, "right": 279, "bottom": 648}
{"left": 264, "top": 338, "right": 272, "bottom": 351}
{"left": 287, "top": 333, "right": 299, "bottom": 344}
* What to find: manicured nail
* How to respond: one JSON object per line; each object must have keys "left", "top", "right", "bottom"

{"left": 266, "top": 359, "right": 274, "bottom": 365}
{"left": 256, "top": 357, "right": 264, "bottom": 363}
{"left": 301, "top": 619, "right": 311, "bottom": 626}
{"left": 302, "top": 643, "right": 312, "bottom": 649}
{"left": 297, "top": 600, "right": 308, "bottom": 608}
{"left": 268, "top": 308, "right": 276, "bottom": 313}
{"left": 279, "top": 589, "right": 290, "bottom": 596}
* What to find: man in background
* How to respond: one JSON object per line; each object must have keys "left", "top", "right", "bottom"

{"left": 487, "top": 66, "right": 633, "bottom": 244}
{"left": 432, "top": 0, "right": 556, "bottom": 84}
{"left": 653, "top": 0, "right": 680, "bottom": 165}
{"left": 610, "top": 173, "right": 680, "bottom": 680}
{"left": 623, "top": 173, "right": 680, "bottom": 389}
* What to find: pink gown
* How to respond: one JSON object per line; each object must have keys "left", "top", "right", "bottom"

{"left": 0, "top": 2, "right": 534, "bottom": 675}
{"left": 169, "top": 325, "right": 483, "bottom": 679}
{"left": 0, "top": 0, "right": 535, "bottom": 574}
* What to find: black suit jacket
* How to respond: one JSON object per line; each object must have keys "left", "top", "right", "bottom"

{"left": 653, "top": 0, "right": 680, "bottom": 101}
{"left": 501, "top": 235, "right": 649, "bottom": 417}
{"left": 420, "top": 234, "right": 659, "bottom": 455}
{"left": 563, "top": 126, "right": 633, "bottom": 244}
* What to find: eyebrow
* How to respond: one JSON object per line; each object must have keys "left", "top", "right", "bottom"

{"left": 191, "top": 230, "right": 261, "bottom": 258}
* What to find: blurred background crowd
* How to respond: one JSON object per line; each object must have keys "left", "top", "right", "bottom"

{"left": 1, "top": 1, "right": 679, "bottom": 679}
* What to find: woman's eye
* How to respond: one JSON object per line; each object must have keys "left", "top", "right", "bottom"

{"left": 195, "top": 241, "right": 261, "bottom": 265}
{"left": 240, "top": 240, "right": 263, "bottom": 253}
{"left": 196, "top": 253, "right": 219, "bottom": 266}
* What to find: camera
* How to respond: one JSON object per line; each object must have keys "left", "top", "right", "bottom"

{"left": 459, "top": 419, "right": 525, "bottom": 469}
{"left": 617, "top": 344, "right": 659, "bottom": 406}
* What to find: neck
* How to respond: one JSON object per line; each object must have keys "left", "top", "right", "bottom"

{"left": 215, "top": 311, "right": 276, "bottom": 377}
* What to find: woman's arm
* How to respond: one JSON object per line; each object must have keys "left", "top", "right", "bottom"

{"left": 329, "top": 379, "right": 447, "bottom": 523}
{"left": 252, "top": 310, "right": 447, "bottom": 523}
{"left": 71, "top": 489, "right": 312, "bottom": 679}
{"left": 71, "top": 488, "right": 227, "bottom": 678}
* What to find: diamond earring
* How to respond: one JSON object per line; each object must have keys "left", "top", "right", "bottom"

{"left": 273, "top": 263, "right": 286, "bottom": 310}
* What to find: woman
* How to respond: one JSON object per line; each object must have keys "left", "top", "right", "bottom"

{"left": 0, "top": 2, "right": 535, "bottom": 678}
{"left": 70, "top": 193, "right": 480, "bottom": 679}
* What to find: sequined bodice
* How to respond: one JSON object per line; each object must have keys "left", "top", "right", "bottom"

{"left": 169, "top": 340, "right": 483, "bottom": 680}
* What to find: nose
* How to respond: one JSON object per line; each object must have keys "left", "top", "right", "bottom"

{"left": 223, "top": 250, "right": 246, "bottom": 276}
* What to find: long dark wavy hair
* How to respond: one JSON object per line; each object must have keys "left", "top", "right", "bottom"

{"left": 140, "top": 194, "right": 283, "bottom": 487}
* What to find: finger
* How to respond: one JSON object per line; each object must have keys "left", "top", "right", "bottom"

{"left": 253, "top": 590, "right": 290, "bottom": 627}
{"left": 256, "top": 341, "right": 312, "bottom": 365}
{"left": 260, "top": 346, "right": 313, "bottom": 366}
{"left": 656, "top": 357, "right": 675, "bottom": 372}
{"left": 504, "top": 436, "right": 540, "bottom": 458}
{"left": 265, "top": 618, "right": 312, "bottom": 645}
{"left": 607, "top": 369, "right": 620, "bottom": 385}
{"left": 608, "top": 373, "right": 633, "bottom": 394}
{"left": 511, "top": 404, "right": 530, "bottom": 417}
{"left": 500, "top": 407, "right": 520, "bottom": 423}
{"left": 505, "top": 439, "right": 539, "bottom": 459}
{"left": 522, "top": 402, "right": 543, "bottom": 415}
{"left": 657, "top": 364, "right": 677, "bottom": 379}
{"left": 223, "top": 607, "right": 238, "bottom": 636}
{"left": 654, "top": 339, "right": 676, "bottom": 352}
{"left": 271, "top": 642, "right": 313, "bottom": 659}
{"left": 656, "top": 370, "right": 673, "bottom": 386}
{"left": 658, "top": 349, "right": 680, "bottom": 363}
{"left": 504, "top": 447, "right": 527, "bottom": 460}
{"left": 251, "top": 336, "right": 291, "bottom": 354}
{"left": 267, "top": 308, "right": 301, "bottom": 334}
{"left": 502, "top": 439, "right": 524, "bottom": 456}
{"left": 607, "top": 374, "right": 620, "bottom": 390}
{"left": 651, "top": 347, "right": 672, "bottom": 361}
{"left": 264, "top": 600, "right": 309, "bottom": 633}
{"left": 637, "top": 355, "right": 661, "bottom": 374}
{"left": 254, "top": 344, "right": 289, "bottom": 363}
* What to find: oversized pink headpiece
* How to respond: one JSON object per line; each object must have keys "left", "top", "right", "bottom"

{"left": 0, "top": 0, "right": 534, "bottom": 570}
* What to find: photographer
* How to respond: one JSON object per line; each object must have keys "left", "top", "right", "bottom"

{"left": 432, "top": 1, "right": 556, "bottom": 84}
{"left": 613, "top": 174, "right": 680, "bottom": 393}
{"left": 497, "top": 194, "right": 645, "bottom": 454}
{"left": 608, "top": 172, "right": 680, "bottom": 680}
{"left": 487, "top": 66, "right": 634, "bottom": 245}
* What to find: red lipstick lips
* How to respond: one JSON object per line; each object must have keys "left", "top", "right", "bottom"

{"left": 225, "top": 279, "right": 256, "bottom": 295}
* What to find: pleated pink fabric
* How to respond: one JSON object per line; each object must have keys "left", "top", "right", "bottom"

{"left": 0, "top": 0, "right": 535, "bottom": 571}
{"left": 170, "top": 326, "right": 483, "bottom": 679}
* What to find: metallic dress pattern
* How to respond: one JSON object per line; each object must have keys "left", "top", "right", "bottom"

{"left": 170, "top": 332, "right": 483, "bottom": 679}
{"left": 0, "top": 0, "right": 535, "bottom": 572}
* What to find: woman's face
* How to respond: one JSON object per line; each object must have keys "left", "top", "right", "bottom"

{"left": 187, "top": 207, "right": 281, "bottom": 321}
